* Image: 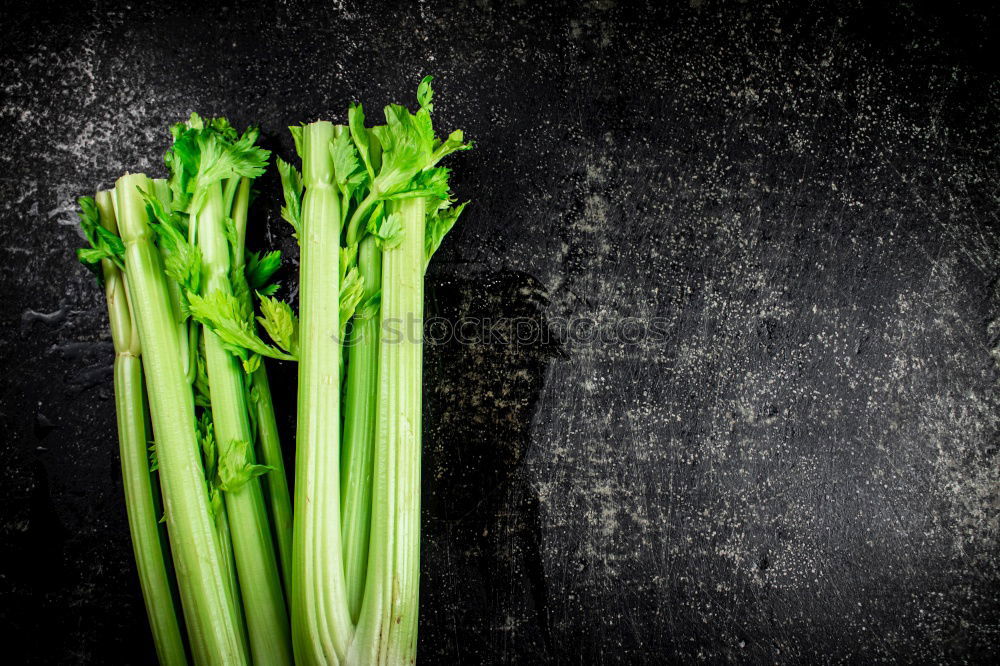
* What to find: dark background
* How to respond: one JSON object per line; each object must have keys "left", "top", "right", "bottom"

{"left": 1, "top": 0, "right": 998, "bottom": 663}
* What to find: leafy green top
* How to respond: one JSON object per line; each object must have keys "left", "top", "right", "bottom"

{"left": 76, "top": 196, "right": 125, "bottom": 282}
{"left": 165, "top": 113, "right": 270, "bottom": 215}
{"left": 156, "top": 114, "right": 299, "bottom": 368}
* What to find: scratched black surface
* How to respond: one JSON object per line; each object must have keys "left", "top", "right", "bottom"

{"left": 1, "top": 1, "right": 998, "bottom": 663}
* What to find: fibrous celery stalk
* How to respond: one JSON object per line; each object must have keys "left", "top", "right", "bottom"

{"left": 114, "top": 172, "right": 248, "bottom": 665}
{"left": 340, "top": 234, "right": 382, "bottom": 623}
{"left": 291, "top": 121, "right": 354, "bottom": 665}
{"left": 88, "top": 191, "right": 189, "bottom": 666}
{"left": 279, "top": 77, "right": 469, "bottom": 666}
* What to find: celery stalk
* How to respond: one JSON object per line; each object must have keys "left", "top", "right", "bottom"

{"left": 292, "top": 121, "right": 353, "bottom": 665}
{"left": 340, "top": 234, "right": 382, "bottom": 623}
{"left": 114, "top": 173, "right": 247, "bottom": 666}
{"left": 95, "top": 190, "right": 188, "bottom": 666}
{"left": 350, "top": 197, "right": 426, "bottom": 665}
{"left": 231, "top": 175, "right": 294, "bottom": 596}
{"left": 251, "top": 364, "right": 294, "bottom": 592}
{"left": 196, "top": 182, "right": 292, "bottom": 666}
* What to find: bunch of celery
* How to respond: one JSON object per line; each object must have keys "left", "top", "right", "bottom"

{"left": 278, "top": 76, "right": 469, "bottom": 665}
{"left": 78, "top": 116, "right": 294, "bottom": 665}
{"left": 79, "top": 77, "right": 469, "bottom": 665}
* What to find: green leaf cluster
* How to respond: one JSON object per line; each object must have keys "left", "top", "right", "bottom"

{"left": 166, "top": 113, "right": 270, "bottom": 214}
{"left": 76, "top": 196, "right": 125, "bottom": 281}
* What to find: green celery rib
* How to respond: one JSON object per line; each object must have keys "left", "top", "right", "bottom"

{"left": 211, "top": 478, "right": 243, "bottom": 630}
{"left": 252, "top": 365, "right": 294, "bottom": 593}
{"left": 97, "top": 190, "right": 188, "bottom": 666}
{"left": 230, "top": 177, "right": 294, "bottom": 596}
{"left": 150, "top": 179, "right": 241, "bottom": 623}
{"left": 196, "top": 182, "right": 292, "bottom": 666}
{"left": 114, "top": 174, "right": 247, "bottom": 666}
{"left": 350, "top": 197, "right": 426, "bottom": 665}
{"left": 292, "top": 121, "right": 353, "bottom": 666}
{"left": 147, "top": 178, "right": 196, "bottom": 386}
{"left": 163, "top": 171, "right": 239, "bottom": 631}
{"left": 340, "top": 234, "right": 382, "bottom": 623}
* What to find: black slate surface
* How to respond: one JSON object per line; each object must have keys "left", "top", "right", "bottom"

{"left": 1, "top": 1, "right": 998, "bottom": 663}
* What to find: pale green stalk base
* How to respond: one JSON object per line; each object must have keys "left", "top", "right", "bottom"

{"left": 292, "top": 121, "right": 353, "bottom": 666}
{"left": 114, "top": 173, "right": 247, "bottom": 666}
{"left": 348, "top": 198, "right": 425, "bottom": 666}
{"left": 198, "top": 184, "right": 292, "bottom": 666}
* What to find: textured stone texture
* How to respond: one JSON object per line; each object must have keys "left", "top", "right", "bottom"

{"left": 1, "top": 1, "right": 997, "bottom": 663}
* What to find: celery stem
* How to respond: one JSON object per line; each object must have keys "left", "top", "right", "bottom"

{"left": 340, "top": 234, "right": 382, "bottom": 623}
{"left": 252, "top": 365, "right": 294, "bottom": 594}
{"left": 350, "top": 197, "right": 425, "bottom": 665}
{"left": 230, "top": 176, "right": 295, "bottom": 594}
{"left": 98, "top": 190, "right": 189, "bottom": 666}
{"left": 115, "top": 173, "right": 247, "bottom": 666}
{"left": 197, "top": 182, "right": 292, "bottom": 666}
{"left": 292, "top": 121, "right": 353, "bottom": 665}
